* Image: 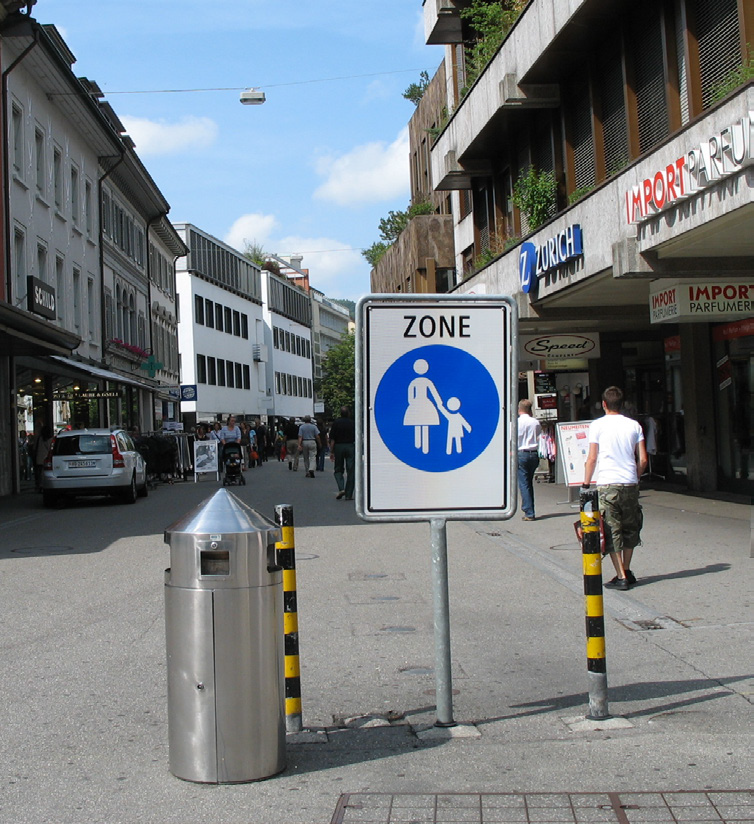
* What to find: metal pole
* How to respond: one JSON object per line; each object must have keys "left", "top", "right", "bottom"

{"left": 430, "top": 518, "right": 455, "bottom": 727}
{"left": 579, "top": 488, "right": 609, "bottom": 719}
{"left": 275, "top": 503, "right": 302, "bottom": 733}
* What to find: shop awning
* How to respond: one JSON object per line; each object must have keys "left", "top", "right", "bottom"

{"left": 50, "top": 356, "right": 156, "bottom": 390}
{"left": 0, "top": 302, "right": 81, "bottom": 357}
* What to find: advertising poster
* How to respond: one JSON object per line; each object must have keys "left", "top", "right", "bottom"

{"left": 556, "top": 421, "right": 594, "bottom": 487}
{"left": 194, "top": 440, "right": 218, "bottom": 481}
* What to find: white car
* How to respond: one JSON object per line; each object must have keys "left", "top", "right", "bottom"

{"left": 41, "top": 428, "right": 148, "bottom": 507}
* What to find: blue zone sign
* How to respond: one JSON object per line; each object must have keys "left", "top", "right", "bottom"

{"left": 358, "top": 296, "right": 517, "bottom": 522}
{"left": 519, "top": 224, "right": 583, "bottom": 293}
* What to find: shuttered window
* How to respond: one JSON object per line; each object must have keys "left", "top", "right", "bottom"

{"left": 599, "top": 54, "right": 629, "bottom": 177}
{"left": 570, "top": 82, "right": 596, "bottom": 190}
{"left": 694, "top": 0, "right": 741, "bottom": 109}
{"left": 633, "top": 10, "right": 669, "bottom": 154}
{"left": 675, "top": 0, "right": 690, "bottom": 125}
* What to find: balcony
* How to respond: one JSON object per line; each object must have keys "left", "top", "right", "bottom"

{"left": 370, "top": 214, "right": 456, "bottom": 294}
{"left": 423, "top": 0, "right": 466, "bottom": 45}
{"left": 430, "top": 0, "right": 590, "bottom": 190}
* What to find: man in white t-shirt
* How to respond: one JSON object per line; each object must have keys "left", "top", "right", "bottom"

{"left": 583, "top": 386, "right": 648, "bottom": 591}
{"left": 517, "top": 399, "right": 542, "bottom": 520}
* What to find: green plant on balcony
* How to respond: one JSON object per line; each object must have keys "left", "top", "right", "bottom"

{"left": 403, "top": 71, "right": 430, "bottom": 107}
{"left": 460, "top": 0, "right": 525, "bottom": 95}
{"left": 470, "top": 228, "right": 517, "bottom": 274}
{"left": 568, "top": 184, "right": 595, "bottom": 205}
{"left": 361, "top": 201, "right": 437, "bottom": 267}
{"left": 512, "top": 166, "right": 557, "bottom": 232}
{"left": 708, "top": 44, "right": 754, "bottom": 104}
{"left": 426, "top": 106, "right": 450, "bottom": 141}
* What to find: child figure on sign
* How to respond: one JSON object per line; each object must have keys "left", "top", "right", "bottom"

{"left": 440, "top": 397, "right": 471, "bottom": 455}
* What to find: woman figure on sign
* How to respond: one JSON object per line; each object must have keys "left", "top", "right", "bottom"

{"left": 403, "top": 358, "right": 445, "bottom": 455}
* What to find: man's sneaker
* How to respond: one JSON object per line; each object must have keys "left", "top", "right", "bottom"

{"left": 625, "top": 570, "right": 637, "bottom": 585}
{"left": 604, "top": 576, "right": 630, "bottom": 591}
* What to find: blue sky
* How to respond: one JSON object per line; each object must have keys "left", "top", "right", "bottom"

{"left": 38, "top": 0, "right": 443, "bottom": 300}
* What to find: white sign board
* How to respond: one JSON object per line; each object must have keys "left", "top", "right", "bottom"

{"left": 649, "top": 279, "right": 754, "bottom": 323}
{"left": 556, "top": 421, "right": 593, "bottom": 487}
{"left": 194, "top": 440, "right": 219, "bottom": 482}
{"left": 356, "top": 294, "right": 517, "bottom": 521}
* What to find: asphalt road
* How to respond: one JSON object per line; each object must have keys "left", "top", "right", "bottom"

{"left": 0, "top": 461, "right": 750, "bottom": 823}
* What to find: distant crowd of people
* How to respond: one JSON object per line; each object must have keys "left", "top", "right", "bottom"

{"left": 194, "top": 407, "right": 356, "bottom": 499}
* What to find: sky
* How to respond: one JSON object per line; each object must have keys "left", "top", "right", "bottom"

{"left": 37, "top": 0, "right": 443, "bottom": 300}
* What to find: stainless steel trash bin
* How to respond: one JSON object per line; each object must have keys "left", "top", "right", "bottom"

{"left": 164, "top": 488, "right": 285, "bottom": 783}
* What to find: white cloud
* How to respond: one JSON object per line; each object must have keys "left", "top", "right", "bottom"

{"left": 120, "top": 115, "right": 219, "bottom": 157}
{"left": 275, "top": 235, "right": 368, "bottom": 298}
{"left": 313, "top": 127, "right": 410, "bottom": 207}
{"left": 224, "top": 213, "right": 280, "bottom": 252}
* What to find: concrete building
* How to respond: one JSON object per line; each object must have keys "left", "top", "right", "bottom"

{"left": 261, "top": 264, "right": 314, "bottom": 421}
{"left": 421, "top": 0, "right": 752, "bottom": 497}
{"left": 174, "top": 223, "right": 267, "bottom": 427}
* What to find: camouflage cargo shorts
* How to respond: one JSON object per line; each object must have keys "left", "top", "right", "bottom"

{"left": 598, "top": 484, "right": 643, "bottom": 554}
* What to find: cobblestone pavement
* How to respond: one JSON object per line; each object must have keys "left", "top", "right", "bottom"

{"left": 332, "top": 792, "right": 753, "bottom": 824}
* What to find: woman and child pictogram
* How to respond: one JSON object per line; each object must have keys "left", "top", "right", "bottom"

{"left": 403, "top": 359, "right": 472, "bottom": 455}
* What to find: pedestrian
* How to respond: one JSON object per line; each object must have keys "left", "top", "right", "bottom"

{"left": 219, "top": 414, "right": 243, "bottom": 470}
{"left": 274, "top": 425, "right": 285, "bottom": 461}
{"left": 315, "top": 417, "right": 328, "bottom": 472}
{"left": 517, "top": 399, "right": 542, "bottom": 521}
{"left": 582, "top": 386, "right": 648, "bottom": 590}
{"left": 255, "top": 421, "right": 268, "bottom": 462}
{"left": 328, "top": 406, "right": 355, "bottom": 500}
{"left": 239, "top": 421, "right": 251, "bottom": 470}
{"left": 284, "top": 417, "right": 300, "bottom": 471}
{"left": 33, "top": 424, "right": 53, "bottom": 492}
{"left": 298, "top": 415, "right": 321, "bottom": 479}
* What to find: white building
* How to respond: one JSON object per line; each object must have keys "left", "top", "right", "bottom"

{"left": 175, "top": 224, "right": 267, "bottom": 426}
{"left": 261, "top": 269, "right": 314, "bottom": 421}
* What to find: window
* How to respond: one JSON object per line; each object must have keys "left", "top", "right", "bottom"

{"left": 695, "top": 0, "right": 742, "bottom": 110}
{"left": 205, "top": 298, "right": 214, "bottom": 328}
{"left": 224, "top": 306, "right": 232, "bottom": 332}
{"left": 14, "top": 227, "right": 26, "bottom": 304}
{"left": 227, "top": 359, "right": 235, "bottom": 387}
{"left": 241, "top": 314, "right": 249, "bottom": 339}
{"left": 243, "top": 364, "right": 250, "bottom": 390}
{"left": 36, "top": 243, "right": 48, "bottom": 284}
{"left": 72, "top": 267, "right": 81, "bottom": 330}
{"left": 275, "top": 372, "right": 282, "bottom": 394}
{"left": 273, "top": 327, "right": 279, "bottom": 349}
{"left": 233, "top": 310, "right": 241, "bottom": 336}
{"left": 197, "top": 354, "right": 207, "bottom": 383}
{"left": 55, "top": 255, "right": 65, "bottom": 324}
{"left": 195, "top": 294, "right": 204, "bottom": 324}
{"left": 296, "top": 336, "right": 302, "bottom": 357}
{"left": 632, "top": 9, "right": 668, "bottom": 154}
{"left": 87, "top": 277, "right": 95, "bottom": 342}
{"left": 208, "top": 357, "right": 217, "bottom": 385}
{"left": 70, "top": 165, "right": 79, "bottom": 225}
{"left": 235, "top": 363, "right": 242, "bottom": 388}
{"left": 285, "top": 331, "right": 291, "bottom": 352}
{"left": 53, "top": 147, "right": 62, "bottom": 210}
{"left": 12, "top": 103, "right": 23, "bottom": 175}
{"left": 104, "top": 290, "right": 113, "bottom": 340}
{"left": 35, "top": 128, "right": 45, "bottom": 194}
{"left": 84, "top": 181, "right": 93, "bottom": 235}
{"left": 217, "top": 359, "right": 226, "bottom": 386}
{"left": 102, "top": 191, "right": 111, "bottom": 236}
{"left": 215, "top": 302, "right": 223, "bottom": 332}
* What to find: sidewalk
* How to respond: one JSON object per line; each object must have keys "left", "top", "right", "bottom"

{"left": 0, "top": 467, "right": 750, "bottom": 824}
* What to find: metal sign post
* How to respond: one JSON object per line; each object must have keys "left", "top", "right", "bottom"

{"left": 356, "top": 294, "right": 517, "bottom": 726}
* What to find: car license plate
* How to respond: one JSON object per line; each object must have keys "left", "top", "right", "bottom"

{"left": 68, "top": 460, "right": 96, "bottom": 468}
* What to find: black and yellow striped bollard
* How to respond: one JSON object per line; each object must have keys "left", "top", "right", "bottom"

{"left": 580, "top": 487, "right": 609, "bottom": 719}
{"left": 274, "top": 504, "right": 302, "bottom": 733}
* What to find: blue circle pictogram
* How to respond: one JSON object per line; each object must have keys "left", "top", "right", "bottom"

{"left": 374, "top": 344, "right": 500, "bottom": 472}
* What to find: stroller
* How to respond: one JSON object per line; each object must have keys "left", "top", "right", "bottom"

{"left": 222, "top": 443, "right": 246, "bottom": 486}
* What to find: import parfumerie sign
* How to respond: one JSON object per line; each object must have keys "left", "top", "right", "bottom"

{"left": 649, "top": 279, "right": 754, "bottom": 323}
{"left": 356, "top": 294, "right": 517, "bottom": 522}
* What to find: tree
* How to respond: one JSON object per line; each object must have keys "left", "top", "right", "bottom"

{"left": 320, "top": 332, "right": 355, "bottom": 417}
{"left": 362, "top": 241, "right": 390, "bottom": 267}
{"left": 242, "top": 240, "right": 267, "bottom": 266}
{"left": 378, "top": 209, "right": 409, "bottom": 244}
{"left": 402, "top": 70, "right": 430, "bottom": 107}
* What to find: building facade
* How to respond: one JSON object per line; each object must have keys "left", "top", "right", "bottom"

{"left": 419, "top": 0, "right": 752, "bottom": 497}
{"left": 0, "top": 10, "right": 183, "bottom": 495}
{"left": 175, "top": 223, "right": 267, "bottom": 427}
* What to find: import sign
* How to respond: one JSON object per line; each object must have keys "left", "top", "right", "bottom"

{"left": 356, "top": 294, "right": 517, "bottom": 521}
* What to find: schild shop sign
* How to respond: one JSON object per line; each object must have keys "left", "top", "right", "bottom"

{"left": 27, "top": 276, "right": 56, "bottom": 320}
{"left": 625, "top": 112, "right": 753, "bottom": 224}
{"left": 649, "top": 279, "right": 754, "bottom": 323}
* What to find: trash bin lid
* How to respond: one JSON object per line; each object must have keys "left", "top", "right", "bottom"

{"left": 164, "top": 488, "right": 278, "bottom": 539}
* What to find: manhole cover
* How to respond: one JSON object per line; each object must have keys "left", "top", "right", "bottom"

{"left": 11, "top": 546, "right": 75, "bottom": 555}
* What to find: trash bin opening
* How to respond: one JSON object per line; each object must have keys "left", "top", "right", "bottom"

{"left": 201, "top": 550, "right": 230, "bottom": 576}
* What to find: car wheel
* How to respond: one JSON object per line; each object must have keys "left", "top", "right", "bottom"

{"left": 42, "top": 490, "right": 58, "bottom": 508}
{"left": 137, "top": 476, "right": 148, "bottom": 498}
{"left": 122, "top": 474, "right": 137, "bottom": 504}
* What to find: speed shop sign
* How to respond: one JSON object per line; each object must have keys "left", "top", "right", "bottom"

{"left": 356, "top": 294, "right": 517, "bottom": 522}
